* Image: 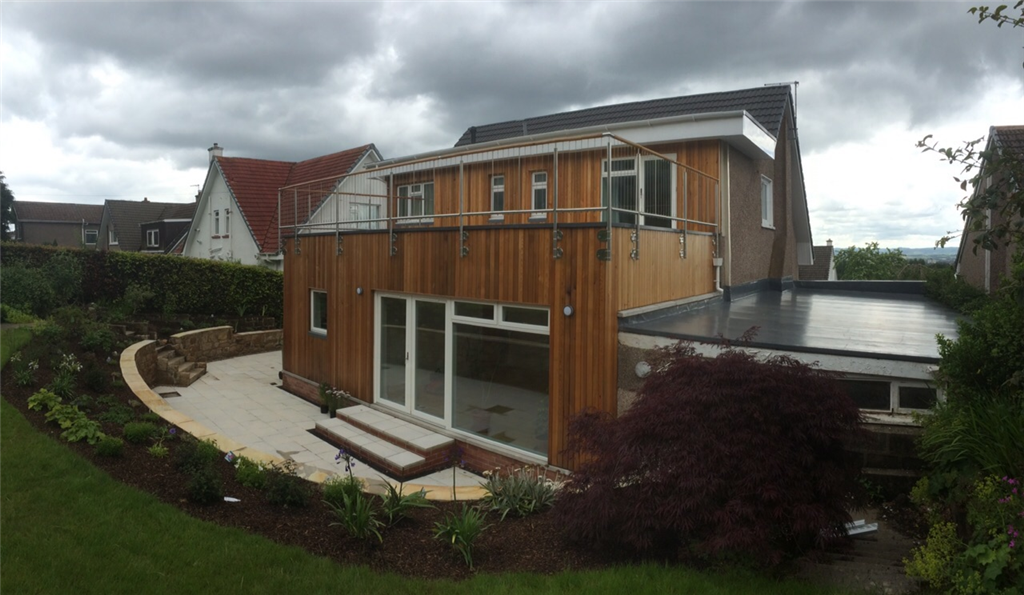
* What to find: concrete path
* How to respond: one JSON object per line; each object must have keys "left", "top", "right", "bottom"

{"left": 153, "top": 351, "right": 484, "bottom": 493}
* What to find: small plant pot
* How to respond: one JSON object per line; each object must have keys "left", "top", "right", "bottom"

{"left": 320, "top": 403, "right": 329, "bottom": 414}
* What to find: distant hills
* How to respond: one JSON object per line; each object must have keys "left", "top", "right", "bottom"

{"left": 896, "top": 247, "right": 958, "bottom": 264}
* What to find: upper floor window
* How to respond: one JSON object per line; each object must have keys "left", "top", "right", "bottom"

{"left": 109, "top": 229, "right": 119, "bottom": 245}
{"left": 214, "top": 210, "right": 220, "bottom": 235}
{"left": 761, "top": 176, "right": 774, "bottom": 228}
{"left": 224, "top": 209, "right": 230, "bottom": 235}
{"left": 602, "top": 156, "right": 673, "bottom": 228}
{"left": 490, "top": 174, "right": 505, "bottom": 214}
{"left": 84, "top": 229, "right": 98, "bottom": 245}
{"left": 351, "top": 203, "right": 381, "bottom": 230}
{"left": 310, "top": 290, "right": 328, "bottom": 335}
{"left": 146, "top": 229, "right": 159, "bottom": 247}
{"left": 531, "top": 171, "right": 547, "bottom": 215}
{"left": 397, "top": 183, "right": 434, "bottom": 219}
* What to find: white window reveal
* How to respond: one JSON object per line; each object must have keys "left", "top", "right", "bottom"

{"left": 838, "top": 378, "right": 940, "bottom": 413}
{"left": 397, "top": 183, "right": 435, "bottom": 221}
{"left": 146, "top": 229, "right": 159, "bottom": 247}
{"left": 84, "top": 229, "right": 98, "bottom": 245}
{"left": 310, "top": 290, "right": 328, "bottom": 336}
{"left": 490, "top": 174, "right": 505, "bottom": 219}
{"left": 109, "top": 229, "right": 119, "bottom": 245}
{"left": 761, "top": 176, "right": 774, "bottom": 228}
{"left": 531, "top": 171, "right": 548, "bottom": 217}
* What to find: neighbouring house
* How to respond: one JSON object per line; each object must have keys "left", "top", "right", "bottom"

{"left": 11, "top": 201, "right": 104, "bottom": 248}
{"left": 798, "top": 239, "right": 837, "bottom": 280}
{"left": 276, "top": 84, "right": 840, "bottom": 476}
{"left": 181, "top": 143, "right": 382, "bottom": 270}
{"left": 98, "top": 198, "right": 198, "bottom": 254}
{"left": 955, "top": 125, "right": 1024, "bottom": 293}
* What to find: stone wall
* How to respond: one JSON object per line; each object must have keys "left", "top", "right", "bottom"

{"left": 134, "top": 340, "right": 158, "bottom": 386}
{"left": 169, "top": 326, "right": 283, "bottom": 363}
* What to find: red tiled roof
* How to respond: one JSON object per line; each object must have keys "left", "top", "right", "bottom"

{"left": 13, "top": 201, "right": 104, "bottom": 224}
{"left": 216, "top": 144, "right": 374, "bottom": 254}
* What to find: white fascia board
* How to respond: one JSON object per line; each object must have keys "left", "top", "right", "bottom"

{"left": 618, "top": 332, "right": 938, "bottom": 381}
{"left": 371, "top": 111, "right": 777, "bottom": 174}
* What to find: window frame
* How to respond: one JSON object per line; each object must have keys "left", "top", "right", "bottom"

{"left": 531, "top": 171, "right": 548, "bottom": 218}
{"left": 490, "top": 174, "right": 505, "bottom": 221}
{"left": 761, "top": 175, "right": 774, "bottom": 229}
{"left": 108, "top": 229, "right": 119, "bottom": 245}
{"left": 83, "top": 229, "right": 98, "bottom": 245}
{"left": 396, "top": 182, "right": 435, "bottom": 224}
{"left": 146, "top": 228, "right": 159, "bottom": 248}
{"left": 601, "top": 154, "right": 677, "bottom": 228}
{"left": 214, "top": 210, "right": 220, "bottom": 235}
{"left": 310, "top": 290, "right": 328, "bottom": 336}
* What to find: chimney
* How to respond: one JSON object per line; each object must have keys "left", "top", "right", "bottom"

{"left": 143, "top": 197, "right": 149, "bottom": 203}
{"left": 208, "top": 143, "right": 223, "bottom": 163}
{"left": 469, "top": 127, "right": 477, "bottom": 144}
{"left": 826, "top": 238, "right": 833, "bottom": 247}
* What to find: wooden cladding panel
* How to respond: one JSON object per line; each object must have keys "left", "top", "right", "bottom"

{"left": 385, "top": 140, "right": 720, "bottom": 230}
{"left": 283, "top": 227, "right": 617, "bottom": 470}
{"left": 612, "top": 229, "right": 717, "bottom": 311}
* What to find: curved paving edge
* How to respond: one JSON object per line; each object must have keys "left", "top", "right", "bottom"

{"left": 120, "top": 340, "right": 485, "bottom": 501}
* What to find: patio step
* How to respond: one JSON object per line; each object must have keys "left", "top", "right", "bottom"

{"left": 313, "top": 405, "right": 455, "bottom": 481}
{"left": 156, "top": 343, "right": 207, "bottom": 387}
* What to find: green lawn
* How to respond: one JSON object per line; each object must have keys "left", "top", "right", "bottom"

{"left": 0, "top": 329, "right": 852, "bottom": 594}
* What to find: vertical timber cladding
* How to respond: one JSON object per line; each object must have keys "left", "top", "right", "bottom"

{"left": 283, "top": 227, "right": 617, "bottom": 470}
{"left": 613, "top": 230, "right": 717, "bottom": 310}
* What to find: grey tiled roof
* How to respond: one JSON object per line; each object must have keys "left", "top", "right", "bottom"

{"left": 455, "top": 85, "right": 793, "bottom": 147}
{"left": 106, "top": 200, "right": 197, "bottom": 252}
{"left": 991, "top": 125, "right": 1024, "bottom": 158}
{"left": 799, "top": 245, "right": 834, "bottom": 281}
{"left": 13, "top": 201, "right": 103, "bottom": 224}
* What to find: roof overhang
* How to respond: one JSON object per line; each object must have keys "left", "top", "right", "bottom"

{"left": 371, "top": 110, "right": 777, "bottom": 171}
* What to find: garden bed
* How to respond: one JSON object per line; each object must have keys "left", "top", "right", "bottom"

{"left": 1, "top": 330, "right": 622, "bottom": 580}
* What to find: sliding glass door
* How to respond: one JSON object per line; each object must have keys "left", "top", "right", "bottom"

{"left": 375, "top": 294, "right": 550, "bottom": 457}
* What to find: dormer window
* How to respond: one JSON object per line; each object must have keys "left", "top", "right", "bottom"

{"left": 146, "top": 229, "right": 159, "bottom": 247}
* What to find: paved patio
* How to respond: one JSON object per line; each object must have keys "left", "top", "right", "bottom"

{"left": 152, "top": 351, "right": 484, "bottom": 492}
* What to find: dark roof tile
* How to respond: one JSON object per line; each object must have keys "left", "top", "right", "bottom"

{"left": 455, "top": 86, "right": 792, "bottom": 147}
{"left": 13, "top": 201, "right": 103, "bottom": 224}
{"left": 798, "top": 245, "right": 834, "bottom": 281}
{"left": 106, "top": 200, "right": 198, "bottom": 252}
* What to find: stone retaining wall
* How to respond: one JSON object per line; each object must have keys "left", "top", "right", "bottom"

{"left": 134, "top": 340, "right": 158, "bottom": 386}
{"left": 169, "top": 326, "right": 283, "bottom": 363}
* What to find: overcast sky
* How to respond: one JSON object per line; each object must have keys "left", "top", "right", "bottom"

{"left": 1, "top": 1, "right": 1020, "bottom": 248}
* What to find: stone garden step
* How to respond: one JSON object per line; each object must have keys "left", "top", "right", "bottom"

{"left": 314, "top": 417, "right": 431, "bottom": 481}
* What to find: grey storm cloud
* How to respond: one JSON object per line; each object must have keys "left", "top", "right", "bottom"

{"left": 1, "top": 0, "right": 1020, "bottom": 233}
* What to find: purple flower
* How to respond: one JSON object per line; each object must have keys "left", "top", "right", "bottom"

{"left": 169, "top": 428, "right": 177, "bottom": 435}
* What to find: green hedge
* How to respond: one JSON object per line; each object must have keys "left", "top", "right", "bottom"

{"left": 0, "top": 243, "right": 282, "bottom": 321}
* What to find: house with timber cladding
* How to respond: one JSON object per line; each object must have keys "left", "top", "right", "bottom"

{"left": 277, "top": 85, "right": 817, "bottom": 474}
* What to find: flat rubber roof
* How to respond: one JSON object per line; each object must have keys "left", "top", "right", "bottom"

{"left": 621, "top": 288, "right": 962, "bottom": 363}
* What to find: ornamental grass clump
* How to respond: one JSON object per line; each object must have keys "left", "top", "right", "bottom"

{"left": 556, "top": 342, "right": 863, "bottom": 566}
{"left": 434, "top": 504, "right": 489, "bottom": 569}
{"left": 482, "top": 466, "right": 558, "bottom": 520}
{"left": 378, "top": 480, "right": 433, "bottom": 527}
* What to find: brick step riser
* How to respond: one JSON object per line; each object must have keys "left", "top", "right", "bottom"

{"left": 312, "top": 428, "right": 450, "bottom": 482}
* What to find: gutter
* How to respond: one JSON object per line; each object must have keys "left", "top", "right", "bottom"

{"left": 368, "top": 110, "right": 773, "bottom": 170}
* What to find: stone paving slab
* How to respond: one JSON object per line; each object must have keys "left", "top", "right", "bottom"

{"left": 121, "top": 347, "right": 485, "bottom": 498}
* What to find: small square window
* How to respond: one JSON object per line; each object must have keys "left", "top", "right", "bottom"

{"left": 761, "top": 176, "right": 774, "bottom": 228}
{"left": 84, "top": 229, "right": 98, "bottom": 245}
{"left": 146, "top": 229, "right": 159, "bottom": 247}
{"left": 454, "top": 301, "right": 495, "bottom": 320}
{"left": 311, "top": 290, "right": 328, "bottom": 335}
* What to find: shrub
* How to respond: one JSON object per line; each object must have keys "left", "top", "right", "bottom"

{"left": 47, "top": 371, "right": 76, "bottom": 400}
{"left": 323, "top": 474, "right": 363, "bottom": 509}
{"left": 175, "top": 438, "right": 221, "bottom": 475}
{"left": 43, "top": 251, "right": 83, "bottom": 306}
{"left": 378, "top": 481, "right": 433, "bottom": 527}
{"left": 81, "top": 326, "right": 117, "bottom": 355}
{"left": 27, "top": 388, "right": 61, "bottom": 412}
{"left": 327, "top": 491, "right": 383, "bottom": 543}
{"left": 123, "top": 422, "right": 160, "bottom": 444}
{"left": 234, "top": 456, "right": 268, "bottom": 490}
{"left": 139, "top": 411, "right": 161, "bottom": 424}
{"left": 11, "top": 360, "right": 38, "bottom": 387}
{"left": 148, "top": 444, "right": 169, "bottom": 458}
{"left": 95, "top": 436, "right": 125, "bottom": 458}
{"left": 434, "top": 504, "right": 489, "bottom": 569}
{"left": 186, "top": 466, "right": 224, "bottom": 504}
{"left": 70, "top": 394, "right": 95, "bottom": 414}
{"left": 45, "top": 404, "right": 104, "bottom": 444}
{"left": 481, "top": 466, "right": 557, "bottom": 520}
{"left": 81, "top": 363, "right": 110, "bottom": 393}
{"left": 264, "top": 461, "right": 310, "bottom": 508}
{"left": 0, "top": 263, "right": 58, "bottom": 316}
{"left": 96, "top": 404, "right": 135, "bottom": 425}
{"left": 1, "top": 303, "right": 35, "bottom": 324}
{"left": 556, "top": 343, "right": 863, "bottom": 565}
